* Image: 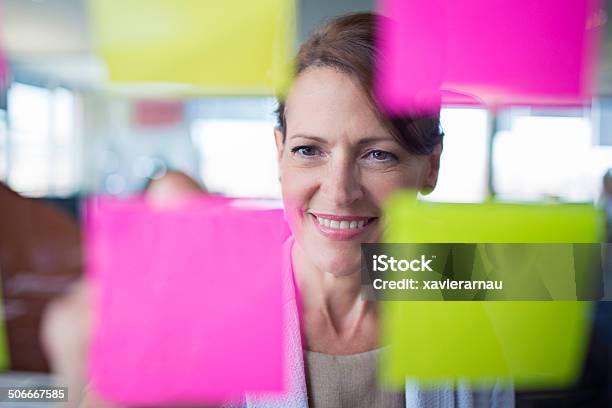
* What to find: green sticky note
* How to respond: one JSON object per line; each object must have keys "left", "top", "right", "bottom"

{"left": 0, "top": 281, "right": 11, "bottom": 371}
{"left": 90, "top": 0, "right": 295, "bottom": 95}
{"left": 380, "top": 193, "right": 604, "bottom": 389}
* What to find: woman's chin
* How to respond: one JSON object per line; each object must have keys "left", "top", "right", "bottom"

{"left": 298, "top": 235, "right": 370, "bottom": 277}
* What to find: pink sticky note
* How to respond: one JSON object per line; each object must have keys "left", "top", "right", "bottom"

{"left": 376, "top": 0, "right": 601, "bottom": 113}
{"left": 85, "top": 195, "right": 287, "bottom": 406}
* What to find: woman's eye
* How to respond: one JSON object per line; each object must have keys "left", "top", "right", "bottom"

{"left": 291, "top": 145, "right": 320, "bottom": 157}
{"left": 366, "top": 149, "right": 398, "bottom": 162}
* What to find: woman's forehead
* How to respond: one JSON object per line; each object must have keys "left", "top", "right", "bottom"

{"left": 284, "top": 67, "right": 388, "bottom": 141}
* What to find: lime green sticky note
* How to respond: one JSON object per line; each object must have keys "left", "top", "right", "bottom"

{"left": 380, "top": 193, "right": 604, "bottom": 390}
{"left": 0, "top": 281, "right": 11, "bottom": 371}
{"left": 90, "top": 0, "right": 295, "bottom": 95}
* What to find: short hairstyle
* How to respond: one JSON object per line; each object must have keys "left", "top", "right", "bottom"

{"left": 276, "top": 12, "right": 443, "bottom": 155}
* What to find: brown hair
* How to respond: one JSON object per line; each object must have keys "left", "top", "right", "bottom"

{"left": 276, "top": 12, "right": 443, "bottom": 155}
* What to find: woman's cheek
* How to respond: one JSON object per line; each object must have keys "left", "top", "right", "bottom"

{"left": 363, "top": 170, "right": 420, "bottom": 205}
{"left": 282, "top": 195, "right": 303, "bottom": 236}
{"left": 280, "top": 169, "right": 315, "bottom": 236}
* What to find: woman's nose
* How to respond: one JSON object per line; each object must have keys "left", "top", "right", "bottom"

{"left": 322, "top": 157, "right": 364, "bottom": 207}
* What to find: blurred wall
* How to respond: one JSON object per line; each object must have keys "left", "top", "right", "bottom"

{"left": 298, "top": 0, "right": 374, "bottom": 42}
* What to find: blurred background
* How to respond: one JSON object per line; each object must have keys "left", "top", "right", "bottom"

{"left": 0, "top": 0, "right": 612, "bottom": 406}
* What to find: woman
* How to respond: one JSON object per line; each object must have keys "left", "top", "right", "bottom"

{"left": 43, "top": 12, "right": 513, "bottom": 408}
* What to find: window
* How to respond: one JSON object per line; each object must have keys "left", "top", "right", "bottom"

{"left": 6, "top": 83, "right": 79, "bottom": 196}
{"left": 493, "top": 113, "right": 593, "bottom": 202}
{"left": 191, "top": 119, "right": 280, "bottom": 198}
{"left": 423, "top": 108, "right": 489, "bottom": 203}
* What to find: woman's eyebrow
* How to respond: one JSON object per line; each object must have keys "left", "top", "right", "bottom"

{"left": 288, "top": 134, "right": 396, "bottom": 146}
{"left": 287, "top": 134, "right": 328, "bottom": 144}
{"left": 356, "top": 136, "right": 395, "bottom": 145}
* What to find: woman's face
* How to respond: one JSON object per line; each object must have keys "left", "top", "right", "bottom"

{"left": 275, "top": 67, "right": 440, "bottom": 277}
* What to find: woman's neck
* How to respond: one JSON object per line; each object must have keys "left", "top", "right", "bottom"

{"left": 292, "top": 242, "right": 379, "bottom": 354}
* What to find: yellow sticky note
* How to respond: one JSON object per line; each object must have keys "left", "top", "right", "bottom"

{"left": 380, "top": 194, "right": 604, "bottom": 389}
{"left": 90, "top": 0, "right": 295, "bottom": 95}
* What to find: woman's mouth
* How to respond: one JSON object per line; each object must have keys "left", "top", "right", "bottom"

{"left": 307, "top": 212, "right": 378, "bottom": 240}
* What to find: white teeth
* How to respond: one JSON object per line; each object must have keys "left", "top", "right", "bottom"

{"left": 314, "top": 216, "right": 371, "bottom": 230}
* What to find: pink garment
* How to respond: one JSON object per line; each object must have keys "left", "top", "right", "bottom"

{"left": 245, "top": 236, "right": 309, "bottom": 407}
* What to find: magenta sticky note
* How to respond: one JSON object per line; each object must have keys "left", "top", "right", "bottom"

{"left": 85, "top": 195, "right": 287, "bottom": 406}
{"left": 376, "top": 0, "right": 601, "bottom": 113}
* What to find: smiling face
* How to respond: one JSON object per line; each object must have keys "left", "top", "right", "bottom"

{"left": 276, "top": 67, "right": 440, "bottom": 277}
